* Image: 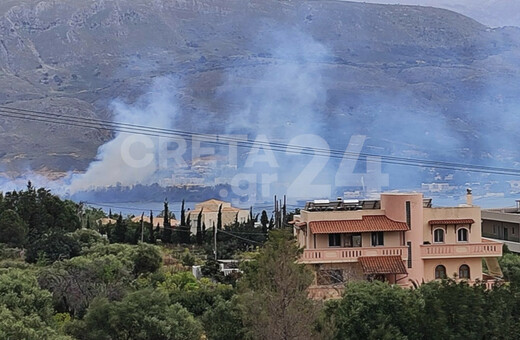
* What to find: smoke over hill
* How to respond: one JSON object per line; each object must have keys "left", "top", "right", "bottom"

{"left": 0, "top": 0, "right": 519, "bottom": 202}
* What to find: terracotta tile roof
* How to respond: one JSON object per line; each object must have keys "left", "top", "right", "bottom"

{"left": 359, "top": 256, "right": 408, "bottom": 275}
{"left": 428, "top": 219, "right": 475, "bottom": 225}
{"left": 309, "top": 216, "right": 408, "bottom": 234}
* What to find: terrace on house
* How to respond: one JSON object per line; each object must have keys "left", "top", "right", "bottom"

{"left": 292, "top": 191, "right": 503, "bottom": 299}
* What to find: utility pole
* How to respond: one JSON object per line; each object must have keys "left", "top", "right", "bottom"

{"left": 140, "top": 212, "right": 144, "bottom": 243}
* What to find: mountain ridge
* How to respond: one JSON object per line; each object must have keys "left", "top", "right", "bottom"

{"left": 0, "top": 0, "right": 519, "bottom": 181}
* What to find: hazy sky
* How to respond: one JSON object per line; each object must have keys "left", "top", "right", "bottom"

{"left": 348, "top": 0, "right": 520, "bottom": 27}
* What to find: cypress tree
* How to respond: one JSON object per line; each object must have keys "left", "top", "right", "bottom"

{"left": 162, "top": 199, "right": 172, "bottom": 243}
{"left": 261, "top": 210, "right": 269, "bottom": 234}
{"left": 183, "top": 214, "right": 192, "bottom": 244}
{"left": 196, "top": 208, "right": 203, "bottom": 245}
{"left": 180, "top": 199, "right": 186, "bottom": 226}
{"left": 148, "top": 210, "right": 155, "bottom": 244}
{"left": 217, "top": 205, "right": 223, "bottom": 230}
{"left": 113, "top": 213, "right": 127, "bottom": 243}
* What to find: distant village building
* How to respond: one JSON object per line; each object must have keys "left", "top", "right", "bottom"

{"left": 130, "top": 216, "right": 180, "bottom": 229}
{"left": 96, "top": 217, "right": 117, "bottom": 225}
{"left": 96, "top": 216, "right": 179, "bottom": 229}
{"left": 187, "top": 199, "right": 249, "bottom": 234}
{"left": 292, "top": 191, "right": 503, "bottom": 299}
{"left": 482, "top": 200, "right": 520, "bottom": 252}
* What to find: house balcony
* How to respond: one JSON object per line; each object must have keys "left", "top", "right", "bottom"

{"left": 300, "top": 246, "right": 408, "bottom": 264}
{"left": 420, "top": 240, "right": 502, "bottom": 259}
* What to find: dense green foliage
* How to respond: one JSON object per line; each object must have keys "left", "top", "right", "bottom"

{"left": 0, "top": 209, "right": 27, "bottom": 247}
{"left": 3, "top": 184, "right": 520, "bottom": 339}
{"left": 67, "top": 289, "right": 203, "bottom": 340}
{"left": 0, "top": 183, "right": 81, "bottom": 262}
{"left": 0, "top": 268, "right": 73, "bottom": 340}
{"left": 239, "top": 229, "right": 321, "bottom": 340}
{"left": 323, "top": 278, "right": 520, "bottom": 340}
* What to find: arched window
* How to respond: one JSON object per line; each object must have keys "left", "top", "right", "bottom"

{"left": 457, "top": 228, "right": 469, "bottom": 242}
{"left": 435, "top": 265, "right": 446, "bottom": 279}
{"left": 433, "top": 229, "right": 444, "bottom": 243}
{"left": 459, "top": 265, "right": 470, "bottom": 279}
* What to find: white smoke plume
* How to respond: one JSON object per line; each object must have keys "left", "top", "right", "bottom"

{"left": 67, "top": 76, "right": 180, "bottom": 193}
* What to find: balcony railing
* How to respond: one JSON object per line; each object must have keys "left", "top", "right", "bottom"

{"left": 300, "top": 246, "right": 408, "bottom": 264}
{"left": 420, "top": 241, "right": 502, "bottom": 259}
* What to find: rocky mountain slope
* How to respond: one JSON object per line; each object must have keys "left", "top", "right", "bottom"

{"left": 0, "top": 0, "right": 519, "bottom": 178}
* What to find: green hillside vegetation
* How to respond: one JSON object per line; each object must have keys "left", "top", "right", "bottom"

{"left": 1, "top": 185, "right": 520, "bottom": 339}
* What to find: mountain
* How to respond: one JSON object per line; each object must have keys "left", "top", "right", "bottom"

{"left": 0, "top": 0, "right": 519, "bottom": 184}
{"left": 346, "top": 0, "right": 520, "bottom": 28}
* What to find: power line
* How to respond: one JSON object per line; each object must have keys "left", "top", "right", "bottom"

{"left": 1, "top": 105, "right": 520, "bottom": 176}
{"left": 217, "top": 228, "right": 264, "bottom": 245}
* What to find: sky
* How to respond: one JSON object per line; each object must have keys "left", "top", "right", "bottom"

{"left": 347, "top": 0, "right": 520, "bottom": 27}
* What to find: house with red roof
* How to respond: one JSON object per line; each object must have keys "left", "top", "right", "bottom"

{"left": 292, "top": 192, "right": 503, "bottom": 299}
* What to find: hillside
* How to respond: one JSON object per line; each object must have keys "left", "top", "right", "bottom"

{"left": 0, "top": 0, "right": 519, "bottom": 179}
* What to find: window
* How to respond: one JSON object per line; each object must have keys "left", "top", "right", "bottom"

{"left": 435, "top": 265, "right": 447, "bottom": 279}
{"left": 371, "top": 231, "right": 384, "bottom": 246}
{"left": 493, "top": 225, "right": 497, "bottom": 234}
{"left": 459, "top": 265, "right": 470, "bottom": 279}
{"left": 433, "top": 229, "right": 445, "bottom": 243}
{"left": 406, "top": 201, "right": 411, "bottom": 228}
{"left": 407, "top": 241, "right": 412, "bottom": 268}
{"left": 329, "top": 234, "right": 341, "bottom": 247}
{"left": 344, "top": 233, "right": 362, "bottom": 247}
{"left": 457, "top": 228, "right": 469, "bottom": 242}
{"left": 317, "top": 269, "right": 343, "bottom": 285}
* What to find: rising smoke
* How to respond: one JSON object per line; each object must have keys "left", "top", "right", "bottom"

{"left": 67, "top": 76, "right": 181, "bottom": 193}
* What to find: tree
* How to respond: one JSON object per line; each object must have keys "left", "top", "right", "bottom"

{"left": 328, "top": 281, "right": 421, "bottom": 340}
{"left": 132, "top": 243, "right": 162, "bottom": 276}
{"left": 111, "top": 214, "right": 127, "bottom": 243}
{"left": 217, "top": 205, "right": 223, "bottom": 230}
{"left": 0, "top": 268, "right": 72, "bottom": 340}
{"left": 68, "top": 229, "right": 106, "bottom": 250}
{"left": 180, "top": 199, "right": 186, "bottom": 226}
{"left": 239, "top": 229, "right": 320, "bottom": 340}
{"left": 260, "top": 210, "right": 269, "bottom": 234}
{"left": 416, "top": 280, "right": 487, "bottom": 340}
{"left": 25, "top": 232, "right": 81, "bottom": 263}
{"left": 0, "top": 209, "right": 27, "bottom": 247}
{"left": 148, "top": 210, "right": 156, "bottom": 244}
{"left": 69, "top": 289, "right": 203, "bottom": 340}
{"left": 201, "top": 296, "right": 245, "bottom": 340}
{"left": 38, "top": 253, "right": 132, "bottom": 317}
{"left": 196, "top": 208, "right": 203, "bottom": 245}
{"left": 181, "top": 215, "right": 192, "bottom": 244}
{"left": 162, "top": 200, "right": 172, "bottom": 244}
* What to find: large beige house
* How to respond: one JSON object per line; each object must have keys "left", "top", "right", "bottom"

{"left": 187, "top": 199, "right": 249, "bottom": 234}
{"left": 292, "top": 192, "right": 503, "bottom": 299}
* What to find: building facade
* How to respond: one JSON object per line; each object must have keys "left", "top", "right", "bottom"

{"left": 187, "top": 199, "right": 250, "bottom": 234}
{"left": 292, "top": 192, "right": 503, "bottom": 299}
{"left": 482, "top": 202, "right": 520, "bottom": 252}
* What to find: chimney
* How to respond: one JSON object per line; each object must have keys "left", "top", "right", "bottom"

{"left": 466, "top": 188, "right": 472, "bottom": 206}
